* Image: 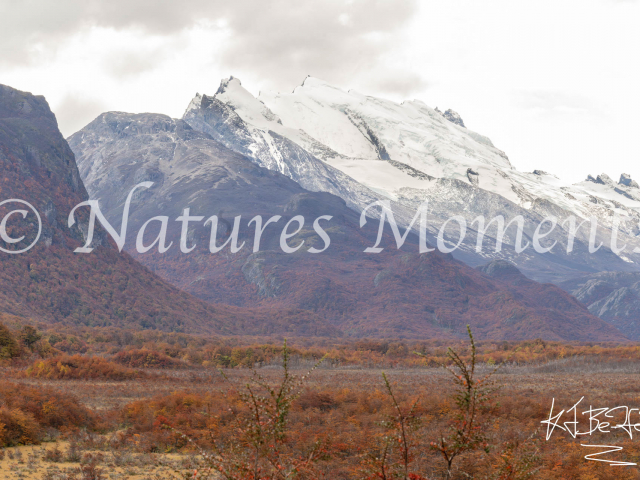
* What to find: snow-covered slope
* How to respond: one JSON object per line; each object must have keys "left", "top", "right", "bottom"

{"left": 183, "top": 78, "right": 386, "bottom": 213}
{"left": 183, "top": 76, "right": 640, "bottom": 283}
{"left": 67, "top": 111, "right": 629, "bottom": 341}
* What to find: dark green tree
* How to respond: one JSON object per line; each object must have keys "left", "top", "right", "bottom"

{"left": 19, "top": 325, "right": 42, "bottom": 350}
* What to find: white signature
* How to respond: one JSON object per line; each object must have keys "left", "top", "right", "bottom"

{"left": 542, "top": 397, "right": 639, "bottom": 466}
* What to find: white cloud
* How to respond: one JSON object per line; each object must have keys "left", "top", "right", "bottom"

{"left": 54, "top": 94, "right": 107, "bottom": 137}
{"left": 1, "top": 0, "right": 639, "bottom": 185}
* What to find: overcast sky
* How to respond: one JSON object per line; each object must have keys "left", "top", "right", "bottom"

{"left": 1, "top": 0, "right": 639, "bottom": 184}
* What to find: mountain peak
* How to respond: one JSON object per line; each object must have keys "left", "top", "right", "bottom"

{"left": 293, "top": 76, "right": 337, "bottom": 94}
{"left": 300, "top": 76, "right": 330, "bottom": 87}
{"left": 182, "top": 76, "right": 640, "bottom": 292}
{"left": 434, "top": 107, "right": 466, "bottom": 128}
{"left": 0, "top": 84, "right": 59, "bottom": 136}
{"left": 443, "top": 109, "right": 466, "bottom": 128}
{"left": 216, "top": 76, "right": 242, "bottom": 95}
{"left": 586, "top": 173, "right": 614, "bottom": 185}
{"left": 620, "top": 173, "right": 639, "bottom": 189}
{"left": 0, "top": 84, "right": 84, "bottom": 200}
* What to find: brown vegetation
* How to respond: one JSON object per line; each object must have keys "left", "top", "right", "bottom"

{"left": 112, "top": 348, "right": 189, "bottom": 369}
{"left": 25, "top": 355, "right": 142, "bottom": 381}
{"left": 1, "top": 325, "right": 640, "bottom": 478}
{"left": 0, "top": 321, "right": 19, "bottom": 359}
{"left": 0, "top": 382, "right": 95, "bottom": 447}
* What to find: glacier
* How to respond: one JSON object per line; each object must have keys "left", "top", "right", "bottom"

{"left": 181, "top": 76, "right": 640, "bottom": 283}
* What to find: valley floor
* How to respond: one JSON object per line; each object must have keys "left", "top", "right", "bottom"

{"left": 3, "top": 362, "right": 640, "bottom": 479}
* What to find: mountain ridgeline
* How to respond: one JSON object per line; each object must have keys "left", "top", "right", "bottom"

{"left": 180, "top": 77, "right": 640, "bottom": 285}
{"left": 67, "top": 106, "right": 627, "bottom": 341}
{"left": 0, "top": 84, "right": 338, "bottom": 337}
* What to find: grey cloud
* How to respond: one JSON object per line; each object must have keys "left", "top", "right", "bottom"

{"left": 219, "top": 0, "right": 421, "bottom": 93}
{"left": 363, "top": 72, "right": 430, "bottom": 98}
{"left": 104, "top": 48, "right": 167, "bottom": 78}
{"left": 0, "top": 0, "right": 215, "bottom": 65}
{"left": 0, "top": 0, "right": 424, "bottom": 96}
{"left": 53, "top": 94, "right": 107, "bottom": 137}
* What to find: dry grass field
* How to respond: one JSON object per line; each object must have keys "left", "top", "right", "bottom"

{"left": 4, "top": 324, "right": 640, "bottom": 478}
{"left": 3, "top": 360, "right": 640, "bottom": 479}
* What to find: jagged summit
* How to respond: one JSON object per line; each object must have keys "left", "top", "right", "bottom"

{"left": 586, "top": 173, "right": 615, "bottom": 185}
{"left": 443, "top": 109, "right": 466, "bottom": 128}
{"left": 178, "top": 76, "right": 640, "bottom": 283}
{"left": 216, "top": 75, "right": 240, "bottom": 95}
{"left": 585, "top": 173, "right": 640, "bottom": 189}
{"left": 0, "top": 84, "right": 279, "bottom": 335}
{"left": 297, "top": 75, "right": 332, "bottom": 89}
{"left": 69, "top": 95, "right": 630, "bottom": 341}
{"left": 435, "top": 107, "right": 466, "bottom": 128}
{"left": 620, "top": 173, "right": 639, "bottom": 188}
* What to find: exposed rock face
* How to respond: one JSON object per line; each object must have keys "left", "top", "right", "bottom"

{"left": 68, "top": 109, "right": 628, "bottom": 341}
{"left": 344, "top": 109, "right": 391, "bottom": 160}
{"left": 466, "top": 168, "right": 479, "bottom": 186}
{"left": 242, "top": 253, "right": 281, "bottom": 298}
{"left": 435, "top": 107, "right": 466, "bottom": 127}
{"left": 443, "top": 109, "right": 466, "bottom": 128}
{"left": 477, "top": 260, "right": 522, "bottom": 277}
{"left": 559, "top": 272, "right": 640, "bottom": 340}
{"left": 182, "top": 80, "right": 382, "bottom": 213}
{"left": 0, "top": 84, "right": 335, "bottom": 337}
{"left": 178, "top": 76, "right": 640, "bottom": 285}
{"left": 587, "top": 173, "right": 615, "bottom": 185}
{"left": 620, "top": 173, "right": 639, "bottom": 189}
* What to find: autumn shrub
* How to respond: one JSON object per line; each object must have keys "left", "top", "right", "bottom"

{"left": 64, "top": 440, "right": 83, "bottom": 462}
{"left": 121, "top": 341, "right": 330, "bottom": 478}
{"left": 25, "top": 354, "right": 143, "bottom": 380}
{"left": 197, "top": 341, "right": 328, "bottom": 479}
{"left": 43, "top": 444, "right": 65, "bottom": 462}
{"left": 0, "top": 321, "right": 20, "bottom": 359}
{"left": 0, "top": 406, "right": 41, "bottom": 446}
{"left": 77, "top": 461, "right": 105, "bottom": 480}
{"left": 48, "top": 334, "right": 89, "bottom": 355}
{"left": 361, "top": 373, "right": 424, "bottom": 480}
{"left": 297, "top": 391, "right": 338, "bottom": 411}
{"left": 0, "top": 382, "right": 95, "bottom": 447}
{"left": 426, "top": 326, "right": 499, "bottom": 479}
{"left": 30, "top": 322, "right": 640, "bottom": 370}
{"left": 19, "top": 325, "right": 42, "bottom": 349}
{"left": 112, "top": 348, "right": 189, "bottom": 369}
{"left": 359, "top": 326, "right": 515, "bottom": 480}
{"left": 121, "top": 391, "right": 218, "bottom": 452}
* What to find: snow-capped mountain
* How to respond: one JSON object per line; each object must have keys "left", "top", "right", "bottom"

{"left": 67, "top": 111, "right": 627, "bottom": 341}
{"left": 183, "top": 76, "right": 640, "bottom": 283}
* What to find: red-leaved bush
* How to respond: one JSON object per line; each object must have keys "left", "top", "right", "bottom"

{"left": 0, "top": 382, "right": 95, "bottom": 446}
